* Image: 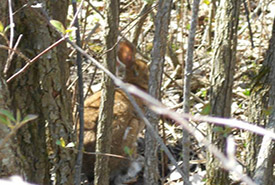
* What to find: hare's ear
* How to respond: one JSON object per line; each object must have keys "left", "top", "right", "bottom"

{"left": 117, "top": 41, "right": 135, "bottom": 67}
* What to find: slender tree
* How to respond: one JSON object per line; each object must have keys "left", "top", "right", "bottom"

{"left": 207, "top": 0, "right": 240, "bottom": 184}
{"left": 247, "top": 17, "right": 275, "bottom": 185}
{"left": 94, "top": 0, "right": 119, "bottom": 184}
{"left": 182, "top": 1, "right": 200, "bottom": 184}
{"left": 144, "top": 0, "right": 172, "bottom": 184}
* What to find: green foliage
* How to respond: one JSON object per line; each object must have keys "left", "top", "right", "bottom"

{"left": 56, "top": 138, "right": 75, "bottom": 148}
{"left": 65, "top": 26, "right": 77, "bottom": 34}
{"left": 201, "top": 103, "right": 211, "bottom": 115}
{"left": 144, "top": 0, "right": 155, "bottom": 4}
{"left": 238, "top": 103, "right": 243, "bottom": 109}
{"left": 186, "top": 23, "right": 191, "bottom": 30}
{"left": 0, "top": 21, "right": 10, "bottom": 35}
{"left": 0, "top": 109, "right": 15, "bottom": 126}
{"left": 203, "top": 0, "right": 210, "bottom": 5}
{"left": 0, "top": 109, "right": 38, "bottom": 149}
{"left": 213, "top": 126, "right": 232, "bottom": 137}
{"left": 263, "top": 107, "right": 272, "bottom": 116}
{"left": 0, "top": 21, "right": 4, "bottom": 33}
{"left": 4, "top": 25, "right": 10, "bottom": 34}
{"left": 200, "top": 88, "right": 207, "bottom": 98}
{"left": 243, "top": 89, "right": 250, "bottom": 96}
{"left": 124, "top": 146, "right": 133, "bottom": 156}
{"left": 212, "top": 126, "right": 224, "bottom": 133}
{"left": 56, "top": 137, "right": 66, "bottom": 148}
{"left": 50, "top": 20, "right": 66, "bottom": 34}
{"left": 0, "top": 109, "right": 37, "bottom": 128}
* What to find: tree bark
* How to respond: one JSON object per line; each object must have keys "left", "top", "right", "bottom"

{"left": 0, "top": 3, "right": 19, "bottom": 176}
{"left": 6, "top": 1, "right": 74, "bottom": 184}
{"left": 247, "top": 17, "right": 275, "bottom": 185}
{"left": 144, "top": 0, "right": 172, "bottom": 184}
{"left": 94, "top": 0, "right": 119, "bottom": 184}
{"left": 207, "top": 0, "right": 240, "bottom": 184}
{"left": 182, "top": 1, "right": 200, "bottom": 184}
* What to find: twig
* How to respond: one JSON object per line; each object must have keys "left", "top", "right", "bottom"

{"left": 6, "top": 37, "right": 66, "bottom": 83}
{"left": 242, "top": 0, "right": 254, "bottom": 48}
{"left": 71, "top": 0, "right": 85, "bottom": 184}
{"left": 4, "top": 34, "right": 23, "bottom": 75}
{"left": 132, "top": 2, "right": 152, "bottom": 46}
{"left": 8, "top": 0, "right": 14, "bottom": 57}
{"left": 0, "top": 114, "right": 38, "bottom": 150}
{"left": 0, "top": 44, "right": 30, "bottom": 62}
{"left": 182, "top": 1, "right": 200, "bottom": 183}
{"left": 87, "top": 1, "right": 105, "bottom": 19}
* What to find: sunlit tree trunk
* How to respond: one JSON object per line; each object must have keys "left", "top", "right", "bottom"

{"left": 207, "top": 0, "right": 240, "bottom": 184}
{"left": 144, "top": 0, "right": 172, "bottom": 184}
{"left": 247, "top": 17, "right": 275, "bottom": 185}
{"left": 4, "top": 1, "right": 74, "bottom": 184}
{"left": 94, "top": 0, "right": 119, "bottom": 184}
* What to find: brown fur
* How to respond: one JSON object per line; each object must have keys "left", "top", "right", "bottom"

{"left": 81, "top": 40, "right": 148, "bottom": 182}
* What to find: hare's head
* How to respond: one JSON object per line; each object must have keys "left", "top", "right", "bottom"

{"left": 117, "top": 41, "right": 149, "bottom": 91}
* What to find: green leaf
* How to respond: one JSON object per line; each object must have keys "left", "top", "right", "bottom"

{"left": 21, "top": 114, "right": 38, "bottom": 125}
{"left": 56, "top": 137, "right": 66, "bottom": 148}
{"left": 201, "top": 103, "right": 211, "bottom": 115}
{"left": 65, "top": 27, "right": 77, "bottom": 34}
{"left": 0, "top": 115, "right": 10, "bottom": 126}
{"left": 124, "top": 146, "right": 133, "bottom": 156}
{"left": 16, "top": 109, "right": 21, "bottom": 123}
{"left": 243, "top": 89, "right": 250, "bottom": 96}
{"left": 186, "top": 23, "right": 191, "bottom": 30}
{"left": 203, "top": 0, "right": 210, "bottom": 5}
{"left": 4, "top": 25, "right": 10, "bottom": 34}
{"left": 0, "top": 21, "right": 4, "bottom": 33}
{"left": 56, "top": 140, "right": 61, "bottom": 146}
{"left": 238, "top": 103, "right": 243, "bottom": 108}
{"left": 223, "top": 127, "right": 232, "bottom": 137}
{"left": 0, "top": 109, "right": 16, "bottom": 122}
{"left": 212, "top": 126, "right": 224, "bottom": 133}
{"left": 69, "top": 34, "right": 74, "bottom": 41}
{"left": 201, "top": 88, "right": 207, "bottom": 98}
{"left": 50, "top": 20, "right": 66, "bottom": 34}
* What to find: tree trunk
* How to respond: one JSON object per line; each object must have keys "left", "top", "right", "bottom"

{"left": 144, "top": 0, "right": 172, "bottom": 184}
{"left": 94, "top": 0, "right": 119, "bottom": 184}
{"left": 247, "top": 17, "right": 275, "bottom": 185}
{"left": 207, "top": 0, "right": 240, "bottom": 184}
{"left": 182, "top": 1, "right": 200, "bottom": 184}
{"left": 6, "top": 1, "right": 74, "bottom": 184}
{"left": 0, "top": 2, "right": 19, "bottom": 175}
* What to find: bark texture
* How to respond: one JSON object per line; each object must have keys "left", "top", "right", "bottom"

{"left": 247, "top": 18, "right": 275, "bottom": 185}
{"left": 144, "top": 0, "right": 172, "bottom": 184}
{"left": 207, "top": 0, "right": 240, "bottom": 184}
{"left": 5, "top": 1, "right": 74, "bottom": 184}
{"left": 0, "top": 1, "right": 21, "bottom": 179}
{"left": 94, "top": 0, "right": 119, "bottom": 184}
{"left": 182, "top": 1, "right": 200, "bottom": 184}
